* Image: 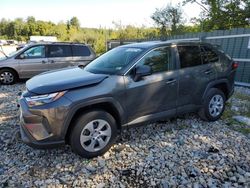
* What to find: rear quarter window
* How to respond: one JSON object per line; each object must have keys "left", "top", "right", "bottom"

{"left": 201, "top": 45, "right": 219, "bottom": 64}
{"left": 72, "top": 45, "right": 91, "bottom": 57}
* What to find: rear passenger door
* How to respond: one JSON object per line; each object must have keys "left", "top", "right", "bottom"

{"left": 176, "top": 44, "right": 217, "bottom": 112}
{"left": 200, "top": 45, "right": 219, "bottom": 79}
{"left": 47, "top": 45, "right": 73, "bottom": 70}
{"left": 72, "top": 45, "right": 96, "bottom": 67}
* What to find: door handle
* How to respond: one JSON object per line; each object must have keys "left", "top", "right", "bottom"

{"left": 42, "top": 60, "right": 47, "bottom": 64}
{"left": 49, "top": 60, "right": 55, "bottom": 63}
{"left": 204, "top": 69, "right": 213, "bottom": 75}
{"left": 166, "top": 79, "right": 177, "bottom": 85}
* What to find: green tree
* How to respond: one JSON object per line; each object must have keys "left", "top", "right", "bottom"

{"left": 69, "top": 17, "right": 80, "bottom": 30}
{"left": 53, "top": 22, "right": 68, "bottom": 41}
{"left": 26, "top": 16, "right": 38, "bottom": 35}
{"left": 183, "top": 0, "right": 250, "bottom": 30}
{"left": 151, "top": 4, "right": 183, "bottom": 35}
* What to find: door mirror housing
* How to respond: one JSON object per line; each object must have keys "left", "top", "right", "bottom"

{"left": 19, "top": 54, "right": 25, "bottom": 59}
{"left": 133, "top": 65, "right": 152, "bottom": 81}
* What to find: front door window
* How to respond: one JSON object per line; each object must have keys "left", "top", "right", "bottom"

{"left": 22, "top": 46, "right": 45, "bottom": 59}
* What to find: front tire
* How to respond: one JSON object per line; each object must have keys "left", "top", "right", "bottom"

{"left": 198, "top": 88, "right": 226, "bottom": 121}
{"left": 0, "top": 68, "right": 17, "bottom": 85}
{"left": 70, "top": 110, "right": 117, "bottom": 158}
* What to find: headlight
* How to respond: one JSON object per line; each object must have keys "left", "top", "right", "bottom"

{"left": 25, "top": 91, "right": 66, "bottom": 107}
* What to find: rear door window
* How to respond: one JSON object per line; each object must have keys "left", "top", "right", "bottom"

{"left": 48, "top": 45, "right": 72, "bottom": 57}
{"left": 72, "top": 45, "right": 91, "bottom": 56}
{"left": 177, "top": 45, "right": 202, "bottom": 68}
{"left": 201, "top": 45, "right": 219, "bottom": 64}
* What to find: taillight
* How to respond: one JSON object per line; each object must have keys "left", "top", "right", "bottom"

{"left": 232, "top": 62, "right": 238, "bottom": 69}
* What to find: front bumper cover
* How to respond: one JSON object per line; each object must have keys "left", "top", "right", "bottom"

{"left": 19, "top": 97, "right": 65, "bottom": 149}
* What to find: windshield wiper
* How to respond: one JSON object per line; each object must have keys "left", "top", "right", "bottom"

{"left": 0, "top": 46, "right": 8, "bottom": 58}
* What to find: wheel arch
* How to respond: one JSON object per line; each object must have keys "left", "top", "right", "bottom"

{"left": 64, "top": 98, "right": 125, "bottom": 143}
{"left": 202, "top": 79, "right": 231, "bottom": 102}
{"left": 0, "top": 67, "right": 19, "bottom": 79}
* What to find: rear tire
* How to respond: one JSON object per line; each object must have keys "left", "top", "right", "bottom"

{"left": 0, "top": 68, "right": 17, "bottom": 85}
{"left": 70, "top": 110, "right": 117, "bottom": 158}
{"left": 198, "top": 88, "right": 226, "bottom": 121}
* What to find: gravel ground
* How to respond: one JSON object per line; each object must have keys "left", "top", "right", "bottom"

{"left": 0, "top": 83, "right": 250, "bottom": 188}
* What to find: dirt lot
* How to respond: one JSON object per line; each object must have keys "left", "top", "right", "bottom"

{"left": 0, "top": 83, "right": 250, "bottom": 187}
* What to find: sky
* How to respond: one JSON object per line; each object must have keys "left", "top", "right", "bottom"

{"left": 0, "top": 0, "right": 202, "bottom": 28}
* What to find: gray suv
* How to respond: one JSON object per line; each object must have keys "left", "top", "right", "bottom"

{"left": 0, "top": 42, "right": 96, "bottom": 84}
{"left": 19, "top": 41, "right": 237, "bottom": 158}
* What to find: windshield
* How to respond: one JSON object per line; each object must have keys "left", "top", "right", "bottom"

{"left": 85, "top": 47, "right": 144, "bottom": 74}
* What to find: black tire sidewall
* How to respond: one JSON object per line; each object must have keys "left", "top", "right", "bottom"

{"left": 203, "top": 88, "right": 226, "bottom": 121}
{"left": 70, "top": 110, "right": 117, "bottom": 158}
{"left": 0, "top": 69, "right": 17, "bottom": 85}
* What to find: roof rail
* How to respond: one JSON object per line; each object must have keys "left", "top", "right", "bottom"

{"left": 28, "top": 41, "right": 86, "bottom": 45}
{"left": 50, "top": 42, "right": 86, "bottom": 45}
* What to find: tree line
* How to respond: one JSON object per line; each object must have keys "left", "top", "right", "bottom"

{"left": 0, "top": 16, "right": 163, "bottom": 54}
{"left": 0, "top": 0, "right": 249, "bottom": 54}
{"left": 152, "top": 0, "right": 250, "bottom": 35}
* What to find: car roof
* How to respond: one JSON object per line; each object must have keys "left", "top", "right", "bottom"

{"left": 120, "top": 40, "right": 212, "bottom": 49}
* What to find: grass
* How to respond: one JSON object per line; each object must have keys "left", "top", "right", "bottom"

{"left": 237, "top": 127, "right": 250, "bottom": 134}
{"left": 233, "top": 91, "right": 250, "bottom": 117}
{"left": 234, "top": 91, "right": 250, "bottom": 101}
{"left": 221, "top": 91, "right": 250, "bottom": 136}
{"left": 221, "top": 102, "right": 233, "bottom": 120}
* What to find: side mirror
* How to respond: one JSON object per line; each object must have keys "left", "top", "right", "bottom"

{"left": 133, "top": 65, "right": 152, "bottom": 81}
{"left": 19, "top": 54, "right": 25, "bottom": 59}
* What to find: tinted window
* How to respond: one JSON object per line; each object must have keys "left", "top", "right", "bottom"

{"left": 137, "top": 47, "right": 172, "bottom": 73}
{"left": 48, "top": 45, "right": 72, "bottom": 57}
{"left": 85, "top": 47, "right": 144, "bottom": 74}
{"left": 22, "top": 45, "right": 45, "bottom": 59}
{"left": 201, "top": 45, "right": 219, "bottom": 64}
{"left": 72, "top": 45, "right": 91, "bottom": 56}
{"left": 178, "top": 45, "right": 202, "bottom": 68}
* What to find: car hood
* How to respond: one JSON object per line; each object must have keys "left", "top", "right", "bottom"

{"left": 26, "top": 67, "right": 108, "bottom": 95}
{"left": 0, "top": 58, "right": 8, "bottom": 63}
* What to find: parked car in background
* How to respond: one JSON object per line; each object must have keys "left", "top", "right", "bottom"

{"left": 0, "top": 40, "right": 8, "bottom": 46}
{"left": 16, "top": 36, "right": 58, "bottom": 51}
{"left": 0, "top": 42, "right": 96, "bottom": 84}
{"left": 19, "top": 41, "right": 237, "bottom": 158}
{"left": 29, "top": 36, "right": 57, "bottom": 43}
{"left": 6, "top": 40, "right": 18, "bottom": 45}
{"left": 16, "top": 43, "right": 27, "bottom": 51}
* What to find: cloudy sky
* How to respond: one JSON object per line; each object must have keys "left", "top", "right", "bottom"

{"left": 0, "top": 0, "right": 202, "bottom": 28}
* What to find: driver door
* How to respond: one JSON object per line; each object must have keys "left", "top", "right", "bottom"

{"left": 17, "top": 45, "right": 49, "bottom": 78}
{"left": 124, "top": 46, "right": 178, "bottom": 123}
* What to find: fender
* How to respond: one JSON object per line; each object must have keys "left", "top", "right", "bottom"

{"left": 202, "top": 79, "right": 231, "bottom": 102}
{"left": 62, "top": 97, "right": 125, "bottom": 137}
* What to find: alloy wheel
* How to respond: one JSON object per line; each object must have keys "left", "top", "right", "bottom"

{"left": 0, "top": 71, "right": 14, "bottom": 84}
{"left": 208, "top": 94, "right": 224, "bottom": 117}
{"left": 80, "top": 119, "right": 112, "bottom": 152}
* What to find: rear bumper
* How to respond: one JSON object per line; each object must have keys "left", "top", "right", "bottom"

{"left": 226, "top": 80, "right": 235, "bottom": 100}
{"left": 228, "top": 87, "right": 234, "bottom": 99}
